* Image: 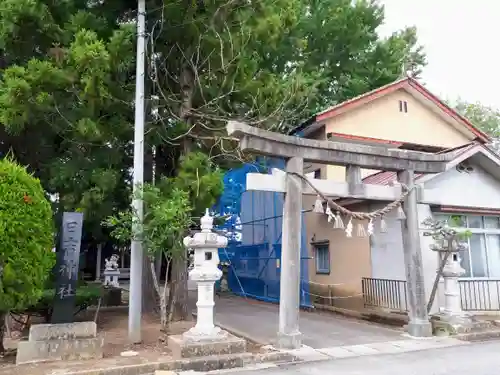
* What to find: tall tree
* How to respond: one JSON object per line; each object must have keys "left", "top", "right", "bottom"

{"left": 454, "top": 100, "right": 500, "bottom": 139}
{"left": 0, "top": 0, "right": 136, "bottom": 241}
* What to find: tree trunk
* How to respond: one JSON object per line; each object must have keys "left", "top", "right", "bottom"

{"left": 160, "top": 257, "right": 171, "bottom": 330}
{"left": 142, "top": 255, "right": 159, "bottom": 314}
{"left": 427, "top": 248, "right": 452, "bottom": 313}
{"left": 155, "top": 252, "right": 162, "bottom": 281}
{"left": 168, "top": 63, "right": 195, "bottom": 321}
{"left": 169, "top": 256, "right": 190, "bottom": 321}
{"left": 0, "top": 312, "right": 6, "bottom": 353}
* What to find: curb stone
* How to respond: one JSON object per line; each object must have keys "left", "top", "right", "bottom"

{"left": 456, "top": 329, "right": 500, "bottom": 342}
{"left": 144, "top": 338, "right": 472, "bottom": 375}
{"left": 52, "top": 351, "right": 299, "bottom": 375}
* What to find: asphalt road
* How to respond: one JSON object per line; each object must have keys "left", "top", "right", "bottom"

{"left": 218, "top": 340, "right": 500, "bottom": 375}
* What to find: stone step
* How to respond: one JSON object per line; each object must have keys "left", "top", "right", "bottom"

{"left": 457, "top": 329, "right": 500, "bottom": 342}
{"left": 16, "top": 337, "right": 104, "bottom": 365}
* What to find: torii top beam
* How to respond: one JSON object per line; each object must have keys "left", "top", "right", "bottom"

{"left": 227, "top": 121, "right": 453, "bottom": 173}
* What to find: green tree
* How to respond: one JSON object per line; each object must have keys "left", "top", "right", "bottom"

{"left": 454, "top": 99, "right": 500, "bottom": 139}
{"left": 104, "top": 152, "right": 224, "bottom": 324}
{"left": 0, "top": 157, "right": 55, "bottom": 352}
{"left": 146, "top": 0, "right": 426, "bottom": 145}
{"left": 0, "top": 1, "right": 136, "bottom": 243}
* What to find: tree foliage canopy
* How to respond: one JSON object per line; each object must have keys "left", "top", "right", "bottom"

{"left": 0, "top": 0, "right": 427, "bottom": 241}
{"left": 104, "top": 152, "right": 224, "bottom": 258}
{"left": 454, "top": 100, "right": 500, "bottom": 139}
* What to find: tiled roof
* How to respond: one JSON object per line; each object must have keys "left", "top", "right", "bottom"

{"left": 361, "top": 142, "right": 481, "bottom": 185}
{"left": 362, "top": 171, "right": 423, "bottom": 185}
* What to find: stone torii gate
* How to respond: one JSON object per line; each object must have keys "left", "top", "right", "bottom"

{"left": 227, "top": 121, "right": 453, "bottom": 349}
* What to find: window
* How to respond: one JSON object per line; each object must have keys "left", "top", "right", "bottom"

{"left": 305, "top": 169, "right": 321, "bottom": 179}
{"left": 398, "top": 100, "right": 408, "bottom": 113}
{"left": 434, "top": 214, "right": 500, "bottom": 278}
{"left": 314, "top": 244, "right": 330, "bottom": 274}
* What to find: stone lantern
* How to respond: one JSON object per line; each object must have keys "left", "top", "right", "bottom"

{"left": 425, "top": 218, "right": 473, "bottom": 333}
{"left": 182, "top": 208, "right": 228, "bottom": 340}
{"left": 168, "top": 209, "right": 246, "bottom": 359}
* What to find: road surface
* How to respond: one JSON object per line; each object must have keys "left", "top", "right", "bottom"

{"left": 212, "top": 340, "right": 500, "bottom": 375}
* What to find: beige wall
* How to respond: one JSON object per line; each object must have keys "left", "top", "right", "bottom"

{"left": 324, "top": 89, "right": 471, "bottom": 147}
{"left": 304, "top": 196, "right": 371, "bottom": 310}
{"left": 322, "top": 89, "right": 472, "bottom": 182}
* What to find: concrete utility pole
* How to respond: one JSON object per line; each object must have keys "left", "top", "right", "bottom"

{"left": 129, "top": 0, "right": 146, "bottom": 343}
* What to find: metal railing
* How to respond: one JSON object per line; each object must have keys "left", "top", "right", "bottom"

{"left": 459, "top": 279, "right": 500, "bottom": 311}
{"left": 362, "top": 277, "right": 500, "bottom": 312}
{"left": 362, "top": 277, "right": 408, "bottom": 312}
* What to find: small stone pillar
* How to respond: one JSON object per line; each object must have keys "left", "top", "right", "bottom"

{"left": 441, "top": 253, "right": 467, "bottom": 319}
{"left": 168, "top": 209, "right": 246, "bottom": 359}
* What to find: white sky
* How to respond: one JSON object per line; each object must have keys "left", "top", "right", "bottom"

{"left": 379, "top": 0, "right": 500, "bottom": 109}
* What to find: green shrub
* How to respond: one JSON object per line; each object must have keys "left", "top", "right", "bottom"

{"left": 0, "top": 157, "right": 55, "bottom": 313}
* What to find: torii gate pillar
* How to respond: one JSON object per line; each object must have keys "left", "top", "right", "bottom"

{"left": 227, "top": 121, "right": 452, "bottom": 349}
{"left": 277, "top": 157, "right": 304, "bottom": 349}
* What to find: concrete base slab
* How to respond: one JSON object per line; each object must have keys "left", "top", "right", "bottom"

{"left": 362, "top": 341, "right": 409, "bottom": 354}
{"left": 283, "top": 345, "right": 330, "bottom": 362}
{"left": 406, "top": 321, "right": 433, "bottom": 338}
{"left": 317, "top": 346, "right": 358, "bottom": 359}
{"left": 168, "top": 332, "right": 246, "bottom": 359}
{"left": 276, "top": 331, "right": 302, "bottom": 350}
{"left": 342, "top": 344, "right": 380, "bottom": 356}
{"left": 16, "top": 337, "right": 104, "bottom": 365}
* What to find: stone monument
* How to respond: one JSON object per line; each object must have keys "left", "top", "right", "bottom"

{"left": 168, "top": 209, "right": 246, "bottom": 359}
{"left": 52, "top": 212, "right": 84, "bottom": 324}
{"left": 103, "top": 254, "right": 121, "bottom": 288}
{"left": 16, "top": 212, "right": 104, "bottom": 365}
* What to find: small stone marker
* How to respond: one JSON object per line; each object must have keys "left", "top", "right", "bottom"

{"left": 52, "top": 212, "right": 84, "bottom": 324}
{"left": 16, "top": 321, "right": 104, "bottom": 365}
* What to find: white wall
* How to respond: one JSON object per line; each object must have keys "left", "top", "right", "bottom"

{"left": 368, "top": 202, "right": 441, "bottom": 313}
{"left": 369, "top": 205, "right": 406, "bottom": 280}
{"left": 423, "top": 164, "right": 500, "bottom": 209}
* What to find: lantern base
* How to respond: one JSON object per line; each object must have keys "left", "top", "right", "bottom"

{"left": 168, "top": 331, "right": 246, "bottom": 359}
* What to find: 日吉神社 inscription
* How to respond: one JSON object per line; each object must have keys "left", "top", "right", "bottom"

{"left": 226, "top": 121, "right": 454, "bottom": 349}
{"left": 51, "top": 212, "right": 84, "bottom": 324}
